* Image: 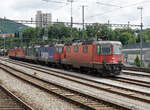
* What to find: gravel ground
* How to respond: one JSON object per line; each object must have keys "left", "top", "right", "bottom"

{"left": 2, "top": 60, "right": 150, "bottom": 110}
{"left": 0, "top": 69, "right": 83, "bottom": 110}
{"left": 123, "top": 70, "right": 150, "bottom": 75}
{"left": 3, "top": 60, "right": 150, "bottom": 93}
{"left": 120, "top": 74, "right": 150, "bottom": 82}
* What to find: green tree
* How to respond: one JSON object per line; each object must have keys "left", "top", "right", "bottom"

{"left": 113, "top": 28, "right": 136, "bottom": 45}
{"left": 148, "top": 61, "right": 150, "bottom": 68}
{"left": 119, "top": 32, "right": 130, "bottom": 45}
{"left": 85, "top": 24, "right": 112, "bottom": 40}
{"left": 134, "top": 56, "right": 141, "bottom": 67}
{"left": 141, "top": 29, "right": 150, "bottom": 43}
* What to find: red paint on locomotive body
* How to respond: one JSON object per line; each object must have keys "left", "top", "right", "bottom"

{"left": 16, "top": 48, "right": 26, "bottom": 57}
{"left": 8, "top": 40, "right": 123, "bottom": 76}
{"left": 8, "top": 49, "right": 16, "bottom": 56}
{"left": 53, "top": 44, "right": 64, "bottom": 62}
{"left": 62, "top": 41, "right": 123, "bottom": 64}
{"left": 61, "top": 41, "right": 123, "bottom": 75}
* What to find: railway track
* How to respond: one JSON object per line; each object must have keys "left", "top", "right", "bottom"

{"left": 124, "top": 66, "right": 150, "bottom": 73}
{"left": 2, "top": 58, "right": 150, "bottom": 88}
{"left": 0, "top": 60, "right": 131, "bottom": 110}
{"left": 122, "top": 70, "right": 150, "bottom": 78}
{"left": 1, "top": 58, "right": 150, "bottom": 109}
{"left": 0, "top": 85, "right": 33, "bottom": 110}
{"left": 110, "top": 77, "right": 150, "bottom": 88}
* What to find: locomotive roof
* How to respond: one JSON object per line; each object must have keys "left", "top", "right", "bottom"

{"left": 93, "top": 41, "right": 122, "bottom": 45}
{"left": 34, "top": 45, "right": 40, "bottom": 48}
{"left": 72, "top": 41, "right": 122, "bottom": 46}
{"left": 55, "top": 44, "right": 64, "bottom": 46}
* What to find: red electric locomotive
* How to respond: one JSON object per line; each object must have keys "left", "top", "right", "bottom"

{"left": 8, "top": 48, "right": 16, "bottom": 56}
{"left": 16, "top": 47, "right": 26, "bottom": 57}
{"left": 61, "top": 40, "right": 123, "bottom": 76}
{"left": 8, "top": 40, "right": 123, "bottom": 76}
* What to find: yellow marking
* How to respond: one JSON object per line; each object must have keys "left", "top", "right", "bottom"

{"left": 65, "top": 94, "right": 74, "bottom": 96}
{"left": 51, "top": 88, "right": 58, "bottom": 90}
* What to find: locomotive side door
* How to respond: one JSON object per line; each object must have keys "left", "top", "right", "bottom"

{"left": 93, "top": 44, "right": 102, "bottom": 63}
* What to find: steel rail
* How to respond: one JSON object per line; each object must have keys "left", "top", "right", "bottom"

{"left": 3, "top": 58, "right": 150, "bottom": 88}
{"left": 0, "top": 62, "right": 131, "bottom": 110}
{"left": 3, "top": 58, "right": 150, "bottom": 87}
{"left": 124, "top": 66, "right": 150, "bottom": 73}
{"left": 0, "top": 85, "right": 33, "bottom": 110}
{"left": 123, "top": 71, "right": 150, "bottom": 78}
{"left": 1, "top": 58, "right": 150, "bottom": 108}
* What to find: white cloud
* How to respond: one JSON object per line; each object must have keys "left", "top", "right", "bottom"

{"left": 0, "top": 0, "right": 150, "bottom": 28}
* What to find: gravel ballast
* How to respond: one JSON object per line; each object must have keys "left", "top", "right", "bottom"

{"left": 0, "top": 69, "right": 83, "bottom": 110}
{"left": 1, "top": 60, "right": 150, "bottom": 110}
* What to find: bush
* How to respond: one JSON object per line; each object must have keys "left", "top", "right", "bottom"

{"left": 134, "top": 56, "right": 141, "bottom": 67}
{"left": 148, "top": 62, "right": 150, "bottom": 68}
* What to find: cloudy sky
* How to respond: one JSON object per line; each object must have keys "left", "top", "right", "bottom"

{"left": 1, "top": 0, "right": 150, "bottom": 28}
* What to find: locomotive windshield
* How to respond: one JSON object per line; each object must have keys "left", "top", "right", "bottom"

{"left": 96, "top": 44, "right": 111, "bottom": 55}
{"left": 113, "top": 44, "right": 122, "bottom": 54}
{"left": 56, "top": 47, "right": 63, "bottom": 53}
{"left": 102, "top": 44, "right": 111, "bottom": 55}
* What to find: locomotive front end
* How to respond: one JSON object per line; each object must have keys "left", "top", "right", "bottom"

{"left": 102, "top": 42, "right": 123, "bottom": 75}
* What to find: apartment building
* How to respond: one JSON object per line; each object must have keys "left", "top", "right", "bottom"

{"left": 35, "top": 11, "right": 52, "bottom": 28}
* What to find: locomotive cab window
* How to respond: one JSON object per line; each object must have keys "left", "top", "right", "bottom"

{"left": 74, "top": 46, "right": 78, "bottom": 52}
{"left": 83, "top": 46, "right": 88, "bottom": 53}
{"left": 102, "top": 44, "right": 111, "bottom": 55}
{"left": 67, "top": 47, "right": 71, "bottom": 53}
{"left": 56, "top": 47, "right": 63, "bottom": 53}
{"left": 35, "top": 48, "right": 39, "bottom": 57}
{"left": 49, "top": 47, "right": 53, "bottom": 53}
{"left": 114, "top": 44, "right": 122, "bottom": 54}
{"left": 96, "top": 45, "right": 101, "bottom": 54}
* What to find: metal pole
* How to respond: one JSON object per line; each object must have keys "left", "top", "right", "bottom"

{"left": 21, "top": 32, "right": 23, "bottom": 46}
{"left": 43, "top": 14, "right": 48, "bottom": 42}
{"left": 71, "top": 0, "right": 73, "bottom": 39}
{"left": 45, "top": 14, "right": 48, "bottom": 40}
{"left": 82, "top": 5, "right": 85, "bottom": 40}
{"left": 19, "top": 27, "right": 23, "bottom": 47}
{"left": 4, "top": 37, "right": 5, "bottom": 56}
{"left": 128, "top": 21, "right": 130, "bottom": 29}
{"left": 67, "top": 0, "right": 73, "bottom": 39}
{"left": 137, "top": 7, "right": 143, "bottom": 66}
{"left": 3, "top": 34, "right": 6, "bottom": 56}
{"left": 108, "top": 20, "right": 110, "bottom": 40}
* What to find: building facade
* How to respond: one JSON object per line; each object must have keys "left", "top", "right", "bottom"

{"left": 122, "top": 43, "right": 150, "bottom": 67}
{"left": 35, "top": 11, "right": 52, "bottom": 28}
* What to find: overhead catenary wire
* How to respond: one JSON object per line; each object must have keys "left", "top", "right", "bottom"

{"left": 86, "top": 0, "right": 150, "bottom": 20}
{"left": 96, "top": 2, "right": 122, "bottom": 8}
{"left": 42, "top": 0, "right": 68, "bottom": 4}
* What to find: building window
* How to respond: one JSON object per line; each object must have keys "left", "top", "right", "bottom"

{"left": 83, "top": 46, "right": 88, "bottom": 53}
{"left": 74, "top": 46, "right": 78, "bottom": 52}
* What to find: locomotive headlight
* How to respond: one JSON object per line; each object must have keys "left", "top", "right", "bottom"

{"left": 111, "top": 57, "right": 115, "bottom": 61}
{"left": 112, "top": 57, "right": 115, "bottom": 60}
{"left": 111, "top": 57, "right": 117, "bottom": 63}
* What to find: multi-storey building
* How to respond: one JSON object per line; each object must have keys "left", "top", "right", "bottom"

{"left": 35, "top": 11, "right": 52, "bottom": 28}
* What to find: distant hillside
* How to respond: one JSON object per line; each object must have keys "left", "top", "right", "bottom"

{"left": 0, "top": 18, "right": 28, "bottom": 33}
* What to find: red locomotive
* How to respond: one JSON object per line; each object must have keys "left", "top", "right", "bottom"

{"left": 8, "top": 40, "right": 123, "bottom": 76}
{"left": 61, "top": 41, "right": 123, "bottom": 76}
